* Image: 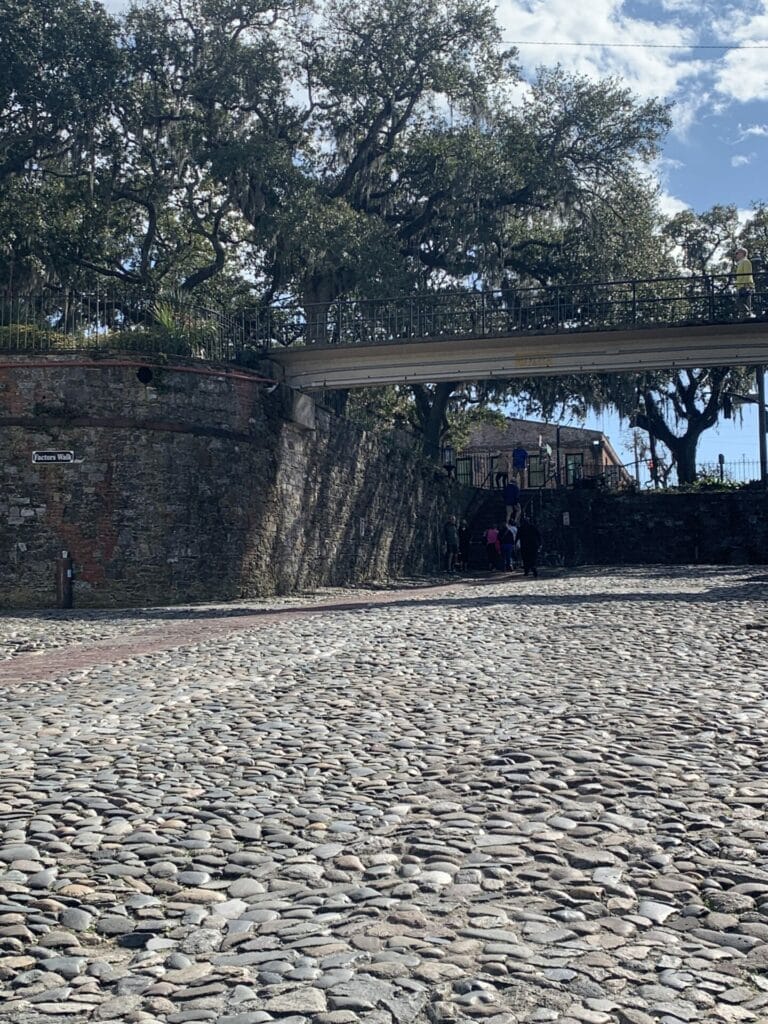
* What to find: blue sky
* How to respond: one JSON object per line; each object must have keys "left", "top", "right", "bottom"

{"left": 497, "top": 0, "right": 768, "bottom": 219}
{"left": 495, "top": 0, "right": 768, "bottom": 475}
{"left": 103, "top": 0, "right": 767, "bottom": 475}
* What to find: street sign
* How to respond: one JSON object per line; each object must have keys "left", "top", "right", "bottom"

{"left": 32, "top": 450, "right": 75, "bottom": 464}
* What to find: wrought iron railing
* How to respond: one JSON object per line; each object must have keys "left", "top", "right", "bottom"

{"left": 0, "top": 288, "right": 251, "bottom": 362}
{"left": 460, "top": 454, "right": 763, "bottom": 490}
{"left": 258, "top": 272, "right": 765, "bottom": 349}
{"left": 455, "top": 450, "right": 632, "bottom": 491}
{"left": 0, "top": 272, "right": 763, "bottom": 361}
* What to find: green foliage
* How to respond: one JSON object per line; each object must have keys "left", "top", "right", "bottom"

{"left": 0, "top": 321, "right": 207, "bottom": 358}
{"left": 0, "top": 324, "right": 85, "bottom": 350}
{"left": 678, "top": 473, "right": 741, "bottom": 492}
{"left": 149, "top": 298, "right": 220, "bottom": 355}
{"left": 0, "top": 0, "right": 120, "bottom": 180}
{"left": 662, "top": 205, "right": 739, "bottom": 276}
{"left": 1, "top": 0, "right": 740, "bottom": 472}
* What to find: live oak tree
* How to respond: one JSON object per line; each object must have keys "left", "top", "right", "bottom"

{"left": 3, "top": 0, "right": 749, "bottom": 477}
{"left": 0, "top": 0, "right": 119, "bottom": 182}
{"left": 522, "top": 366, "right": 753, "bottom": 486}
{"left": 0, "top": 0, "right": 120, "bottom": 288}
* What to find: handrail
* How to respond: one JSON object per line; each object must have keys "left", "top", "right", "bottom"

{"left": 0, "top": 271, "right": 762, "bottom": 360}
{"left": 258, "top": 271, "right": 763, "bottom": 349}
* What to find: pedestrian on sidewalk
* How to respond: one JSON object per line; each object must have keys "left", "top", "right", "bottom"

{"left": 443, "top": 514, "right": 460, "bottom": 573}
{"left": 484, "top": 523, "right": 501, "bottom": 571}
{"left": 518, "top": 517, "right": 541, "bottom": 578}
{"left": 458, "top": 518, "right": 471, "bottom": 571}
{"left": 499, "top": 521, "right": 517, "bottom": 571}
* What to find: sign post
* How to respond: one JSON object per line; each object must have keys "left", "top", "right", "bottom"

{"left": 56, "top": 550, "right": 74, "bottom": 609}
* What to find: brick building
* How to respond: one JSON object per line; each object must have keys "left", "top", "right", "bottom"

{"left": 455, "top": 417, "right": 632, "bottom": 490}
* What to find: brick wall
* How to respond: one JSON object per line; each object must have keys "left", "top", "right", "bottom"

{"left": 0, "top": 358, "right": 459, "bottom": 608}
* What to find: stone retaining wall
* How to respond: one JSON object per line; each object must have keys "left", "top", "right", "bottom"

{"left": 527, "top": 487, "right": 768, "bottom": 566}
{"left": 0, "top": 358, "right": 457, "bottom": 608}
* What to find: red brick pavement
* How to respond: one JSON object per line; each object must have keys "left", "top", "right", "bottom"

{"left": 0, "top": 578, "right": 500, "bottom": 685}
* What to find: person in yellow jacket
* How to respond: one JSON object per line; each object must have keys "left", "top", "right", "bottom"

{"left": 734, "top": 247, "right": 755, "bottom": 317}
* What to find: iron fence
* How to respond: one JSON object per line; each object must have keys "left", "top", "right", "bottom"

{"left": 462, "top": 453, "right": 764, "bottom": 490}
{"left": 696, "top": 460, "right": 762, "bottom": 484}
{"left": 455, "top": 450, "right": 631, "bottom": 491}
{"left": 0, "top": 287, "right": 252, "bottom": 362}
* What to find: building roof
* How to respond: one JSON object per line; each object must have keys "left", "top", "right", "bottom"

{"left": 463, "top": 416, "right": 625, "bottom": 467}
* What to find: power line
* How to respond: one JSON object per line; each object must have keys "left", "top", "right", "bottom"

{"left": 504, "top": 40, "right": 768, "bottom": 50}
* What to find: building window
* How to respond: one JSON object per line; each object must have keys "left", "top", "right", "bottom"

{"left": 565, "top": 453, "right": 584, "bottom": 486}
{"left": 528, "top": 455, "right": 545, "bottom": 488}
{"left": 456, "top": 456, "right": 472, "bottom": 487}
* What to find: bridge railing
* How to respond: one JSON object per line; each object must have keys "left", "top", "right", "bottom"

{"left": 258, "top": 272, "right": 757, "bottom": 348}
{"left": 0, "top": 272, "right": 759, "bottom": 359}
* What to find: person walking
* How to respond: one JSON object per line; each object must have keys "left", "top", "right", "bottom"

{"left": 503, "top": 479, "right": 521, "bottom": 525}
{"left": 443, "top": 514, "right": 460, "bottom": 573}
{"left": 483, "top": 523, "right": 501, "bottom": 571}
{"left": 499, "top": 521, "right": 517, "bottom": 571}
{"left": 458, "top": 518, "right": 471, "bottom": 571}
{"left": 518, "top": 517, "right": 541, "bottom": 578}
{"left": 734, "top": 246, "right": 755, "bottom": 317}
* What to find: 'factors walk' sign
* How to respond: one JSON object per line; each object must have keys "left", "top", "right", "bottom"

{"left": 32, "top": 451, "right": 75, "bottom": 464}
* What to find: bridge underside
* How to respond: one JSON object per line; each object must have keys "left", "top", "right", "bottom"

{"left": 268, "top": 321, "right": 768, "bottom": 390}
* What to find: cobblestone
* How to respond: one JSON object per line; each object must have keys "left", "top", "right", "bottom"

{"left": 0, "top": 566, "right": 767, "bottom": 1023}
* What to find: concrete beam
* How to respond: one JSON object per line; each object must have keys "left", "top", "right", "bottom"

{"left": 267, "top": 321, "right": 768, "bottom": 390}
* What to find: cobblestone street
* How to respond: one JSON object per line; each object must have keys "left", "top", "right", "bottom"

{"left": 1, "top": 567, "right": 768, "bottom": 1024}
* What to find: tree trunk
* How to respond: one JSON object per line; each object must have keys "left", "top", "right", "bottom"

{"left": 668, "top": 435, "right": 698, "bottom": 484}
{"left": 413, "top": 382, "right": 456, "bottom": 461}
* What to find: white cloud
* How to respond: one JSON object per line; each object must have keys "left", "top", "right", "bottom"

{"left": 657, "top": 189, "right": 689, "bottom": 218}
{"left": 731, "top": 153, "right": 755, "bottom": 167}
{"left": 716, "top": 48, "right": 768, "bottom": 103}
{"left": 739, "top": 124, "right": 768, "bottom": 138}
{"left": 710, "top": 6, "right": 768, "bottom": 102}
{"left": 497, "top": 0, "right": 706, "bottom": 105}
{"left": 672, "top": 93, "right": 713, "bottom": 139}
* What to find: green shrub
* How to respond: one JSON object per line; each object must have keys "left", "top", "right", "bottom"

{"left": 0, "top": 323, "right": 205, "bottom": 357}
{"left": 0, "top": 324, "right": 89, "bottom": 350}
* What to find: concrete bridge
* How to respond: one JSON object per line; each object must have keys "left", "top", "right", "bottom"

{"left": 259, "top": 275, "right": 768, "bottom": 388}
{"left": 268, "top": 320, "right": 768, "bottom": 390}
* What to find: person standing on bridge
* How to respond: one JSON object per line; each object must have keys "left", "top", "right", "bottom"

{"left": 734, "top": 247, "right": 755, "bottom": 317}
{"left": 512, "top": 445, "right": 528, "bottom": 486}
